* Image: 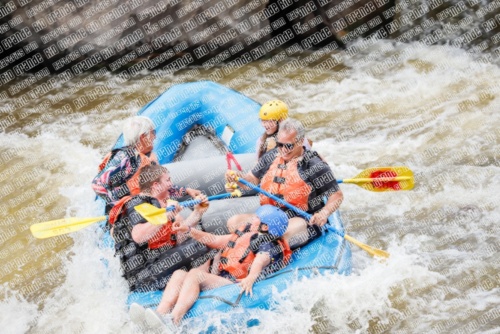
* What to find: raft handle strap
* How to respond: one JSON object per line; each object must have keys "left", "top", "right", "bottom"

{"left": 238, "top": 248, "right": 252, "bottom": 263}
{"left": 226, "top": 152, "right": 242, "bottom": 171}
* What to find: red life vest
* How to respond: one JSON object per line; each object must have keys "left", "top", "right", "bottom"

{"left": 219, "top": 224, "right": 292, "bottom": 280}
{"left": 109, "top": 195, "right": 176, "bottom": 250}
{"left": 260, "top": 156, "right": 312, "bottom": 212}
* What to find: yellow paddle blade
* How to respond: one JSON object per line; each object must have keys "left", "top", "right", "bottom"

{"left": 133, "top": 203, "right": 168, "bottom": 225}
{"left": 30, "top": 216, "right": 107, "bottom": 239}
{"left": 344, "top": 234, "right": 390, "bottom": 258}
{"left": 343, "top": 166, "right": 414, "bottom": 192}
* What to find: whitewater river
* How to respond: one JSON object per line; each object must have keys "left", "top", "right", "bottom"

{"left": 0, "top": 40, "right": 499, "bottom": 333}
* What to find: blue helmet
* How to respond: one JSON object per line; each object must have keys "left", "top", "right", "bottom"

{"left": 256, "top": 205, "right": 289, "bottom": 237}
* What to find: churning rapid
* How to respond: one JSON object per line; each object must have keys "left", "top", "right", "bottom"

{"left": 1, "top": 40, "right": 499, "bottom": 333}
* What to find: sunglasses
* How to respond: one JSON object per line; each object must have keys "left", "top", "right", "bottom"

{"left": 276, "top": 141, "right": 295, "bottom": 150}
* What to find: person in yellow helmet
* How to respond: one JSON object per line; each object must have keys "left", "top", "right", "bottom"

{"left": 257, "top": 100, "right": 311, "bottom": 159}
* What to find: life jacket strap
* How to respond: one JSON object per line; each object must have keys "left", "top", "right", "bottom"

{"left": 272, "top": 193, "right": 284, "bottom": 200}
{"left": 238, "top": 248, "right": 251, "bottom": 263}
{"left": 226, "top": 151, "right": 242, "bottom": 171}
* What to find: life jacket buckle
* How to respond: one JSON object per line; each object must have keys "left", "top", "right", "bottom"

{"left": 273, "top": 176, "right": 285, "bottom": 184}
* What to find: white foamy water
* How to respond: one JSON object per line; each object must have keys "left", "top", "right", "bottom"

{"left": 1, "top": 41, "right": 499, "bottom": 333}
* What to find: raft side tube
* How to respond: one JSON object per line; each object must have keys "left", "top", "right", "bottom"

{"left": 164, "top": 153, "right": 257, "bottom": 198}
{"left": 113, "top": 82, "right": 262, "bottom": 164}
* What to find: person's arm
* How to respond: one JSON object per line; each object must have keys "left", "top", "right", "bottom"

{"left": 307, "top": 156, "right": 343, "bottom": 227}
{"left": 131, "top": 200, "right": 181, "bottom": 243}
{"left": 131, "top": 222, "right": 163, "bottom": 244}
{"left": 225, "top": 170, "right": 260, "bottom": 190}
{"left": 309, "top": 190, "right": 343, "bottom": 227}
{"left": 192, "top": 228, "right": 233, "bottom": 249}
{"left": 172, "top": 222, "right": 232, "bottom": 249}
{"left": 238, "top": 252, "right": 271, "bottom": 296}
{"left": 185, "top": 188, "right": 202, "bottom": 197}
{"left": 225, "top": 148, "right": 277, "bottom": 190}
{"left": 180, "top": 194, "right": 209, "bottom": 228}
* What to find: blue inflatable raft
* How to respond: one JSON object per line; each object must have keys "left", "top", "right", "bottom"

{"left": 104, "top": 81, "right": 352, "bottom": 322}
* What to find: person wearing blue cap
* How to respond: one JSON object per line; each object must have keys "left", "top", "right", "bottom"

{"left": 129, "top": 205, "right": 292, "bottom": 329}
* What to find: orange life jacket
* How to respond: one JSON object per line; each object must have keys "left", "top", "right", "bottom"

{"left": 260, "top": 156, "right": 312, "bottom": 212}
{"left": 219, "top": 224, "right": 292, "bottom": 280}
{"left": 126, "top": 152, "right": 154, "bottom": 196}
{"left": 98, "top": 148, "right": 155, "bottom": 196}
{"left": 109, "top": 195, "right": 176, "bottom": 250}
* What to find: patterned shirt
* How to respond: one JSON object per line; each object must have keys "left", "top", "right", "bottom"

{"left": 92, "top": 146, "right": 185, "bottom": 207}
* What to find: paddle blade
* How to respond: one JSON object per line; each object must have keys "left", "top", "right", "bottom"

{"left": 30, "top": 216, "right": 107, "bottom": 239}
{"left": 344, "top": 234, "right": 390, "bottom": 258}
{"left": 133, "top": 203, "right": 168, "bottom": 225}
{"left": 345, "top": 166, "right": 414, "bottom": 192}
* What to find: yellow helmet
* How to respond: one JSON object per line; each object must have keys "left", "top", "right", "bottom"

{"left": 259, "top": 100, "right": 288, "bottom": 121}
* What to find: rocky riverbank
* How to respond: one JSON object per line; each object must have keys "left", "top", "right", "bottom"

{"left": 0, "top": 0, "right": 498, "bottom": 97}
{"left": 0, "top": 0, "right": 396, "bottom": 77}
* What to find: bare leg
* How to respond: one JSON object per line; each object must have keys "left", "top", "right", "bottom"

{"left": 284, "top": 217, "right": 309, "bottom": 246}
{"left": 170, "top": 268, "right": 233, "bottom": 324}
{"left": 197, "top": 258, "right": 211, "bottom": 273}
{"left": 226, "top": 213, "right": 255, "bottom": 232}
{"left": 156, "top": 270, "right": 188, "bottom": 315}
{"left": 210, "top": 252, "right": 221, "bottom": 275}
